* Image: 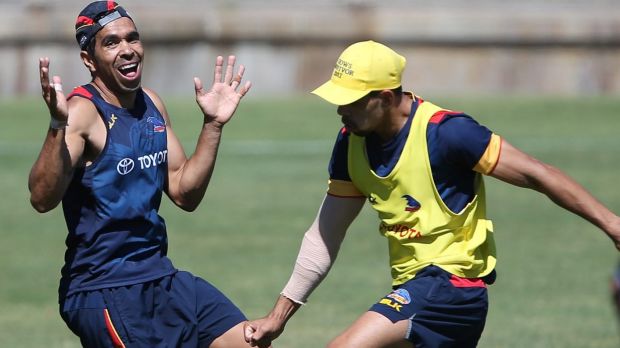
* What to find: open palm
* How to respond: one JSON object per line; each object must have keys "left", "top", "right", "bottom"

{"left": 194, "top": 55, "right": 251, "bottom": 127}
{"left": 39, "top": 57, "right": 68, "bottom": 123}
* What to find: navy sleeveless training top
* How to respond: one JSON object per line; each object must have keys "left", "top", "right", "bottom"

{"left": 60, "top": 84, "right": 176, "bottom": 298}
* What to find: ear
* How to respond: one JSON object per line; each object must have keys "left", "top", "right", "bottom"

{"left": 378, "top": 89, "right": 396, "bottom": 107}
{"left": 80, "top": 50, "right": 96, "bottom": 74}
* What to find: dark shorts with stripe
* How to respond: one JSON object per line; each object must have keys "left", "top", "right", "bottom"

{"left": 60, "top": 271, "right": 246, "bottom": 348}
{"left": 369, "top": 265, "right": 490, "bottom": 348}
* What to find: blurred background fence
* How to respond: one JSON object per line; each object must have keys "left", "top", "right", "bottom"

{"left": 1, "top": 0, "right": 619, "bottom": 98}
{"left": 1, "top": 2, "right": 619, "bottom": 347}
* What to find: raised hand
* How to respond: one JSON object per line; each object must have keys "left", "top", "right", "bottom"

{"left": 39, "top": 57, "right": 68, "bottom": 125}
{"left": 194, "top": 55, "right": 251, "bottom": 127}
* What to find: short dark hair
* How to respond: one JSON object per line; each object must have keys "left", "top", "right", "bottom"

{"left": 367, "top": 86, "right": 403, "bottom": 100}
{"left": 86, "top": 37, "right": 97, "bottom": 56}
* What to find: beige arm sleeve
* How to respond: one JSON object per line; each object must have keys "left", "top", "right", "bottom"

{"left": 281, "top": 194, "right": 365, "bottom": 304}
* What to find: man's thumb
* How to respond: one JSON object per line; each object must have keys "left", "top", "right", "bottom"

{"left": 244, "top": 322, "right": 256, "bottom": 341}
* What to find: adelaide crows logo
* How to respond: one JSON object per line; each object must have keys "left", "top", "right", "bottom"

{"left": 147, "top": 117, "right": 166, "bottom": 133}
{"left": 402, "top": 195, "right": 421, "bottom": 212}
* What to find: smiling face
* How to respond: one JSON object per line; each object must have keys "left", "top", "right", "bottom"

{"left": 83, "top": 17, "right": 144, "bottom": 95}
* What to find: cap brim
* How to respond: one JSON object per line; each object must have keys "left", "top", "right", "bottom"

{"left": 311, "top": 80, "right": 369, "bottom": 106}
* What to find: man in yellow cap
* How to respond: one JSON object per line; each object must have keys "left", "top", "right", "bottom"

{"left": 243, "top": 40, "right": 620, "bottom": 347}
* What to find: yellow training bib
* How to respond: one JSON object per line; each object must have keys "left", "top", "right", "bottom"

{"left": 348, "top": 101, "right": 496, "bottom": 285}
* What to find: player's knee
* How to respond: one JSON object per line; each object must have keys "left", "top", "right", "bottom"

{"left": 326, "top": 337, "right": 346, "bottom": 348}
{"left": 326, "top": 333, "right": 360, "bottom": 348}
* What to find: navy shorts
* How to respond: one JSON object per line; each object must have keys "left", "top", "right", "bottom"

{"left": 60, "top": 271, "right": 246, "bottom": 348}
{"left": 369, "top": 265, "right": 489, "bottom": 348}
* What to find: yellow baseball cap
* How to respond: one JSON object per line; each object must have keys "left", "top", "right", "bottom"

{"left": 311, "top": 40, "right": 406, "bottom": 105}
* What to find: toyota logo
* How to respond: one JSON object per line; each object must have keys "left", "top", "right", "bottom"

{"left": 117, "top": 158, "right": 135, "bottom": 175}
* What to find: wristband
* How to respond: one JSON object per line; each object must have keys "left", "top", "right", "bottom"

{"left": 50, "top": 117, "right": 68, "bottom": 130}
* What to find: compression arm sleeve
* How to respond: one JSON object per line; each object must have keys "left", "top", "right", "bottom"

{"left": 281, "top": 195, "right": 364, "bottom": 304}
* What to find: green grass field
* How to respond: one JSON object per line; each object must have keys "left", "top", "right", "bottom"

{"left": 0, "top": 95, "right": 618, "bottom": 347}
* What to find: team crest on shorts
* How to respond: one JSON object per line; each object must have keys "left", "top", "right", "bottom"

{"left": 387, "top": 288, "right": 411, "bottom": 304}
